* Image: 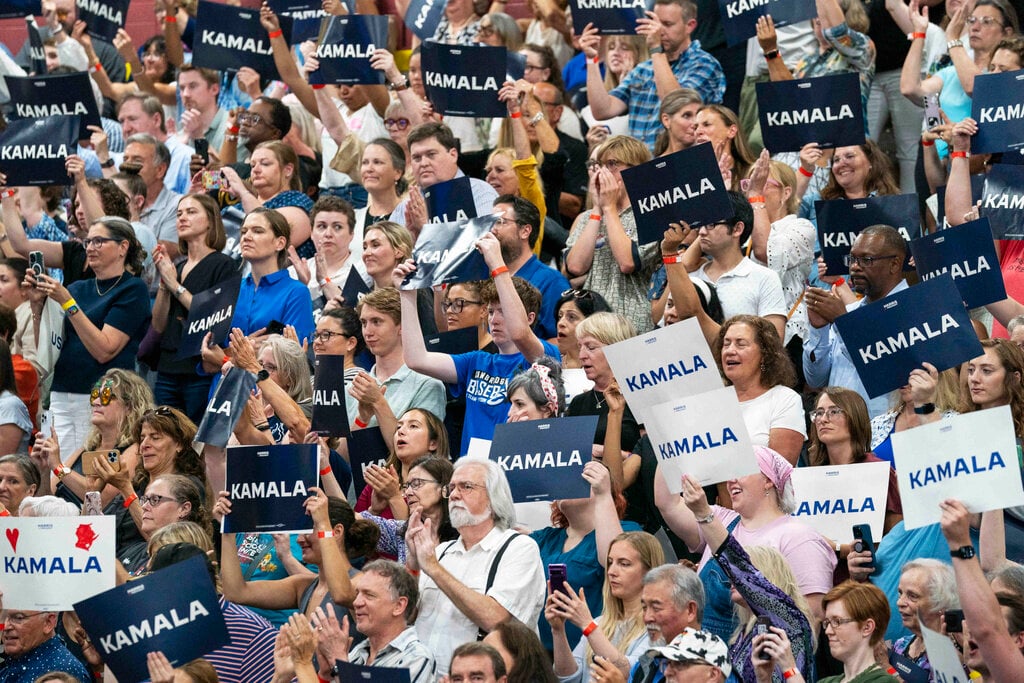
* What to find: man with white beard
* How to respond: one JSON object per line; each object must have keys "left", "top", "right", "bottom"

{"left": 625, "top": 564, "right": 706, "bottom": 683}
{"left": 407, "top": 456, "right": 546, "bottom": 677}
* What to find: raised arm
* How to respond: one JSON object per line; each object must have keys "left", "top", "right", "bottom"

{"left": 652, "top": 460, "right": 703, "bottom": 550}
{"left": 900, "top": 0, "right": 942, "bottom": 100}
{"left": 585, "top": 461, "right": 624, "bottom": 567}
{"left": 394, "top": 261, "right": 459, "bottom": 383}
{"left": 477, "top": 233, "right": 545, "bottom": 360}
{"left": 260, "top": 3, "right": 318, "bottom": 117}
{"left": 663, "top": 225, "right": 720, "bottom": 346}
{"left": 945, "top": 117, "right": 977, "bottom": 227}
{"left": 637, "top": 11, "right": 681, "bottom": 100}
{"left": 757, "top": 16, "right": 793, "bottom": 81}
{"left": 578, "top": 24, "right": 628, "bottom": 120}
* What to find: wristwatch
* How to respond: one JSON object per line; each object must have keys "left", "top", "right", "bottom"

{"left": 100, "top": 158, "right": 115, "bottom": 169}
{"left": 174, "top": 284, "right": 186, "bottom": 298}
{"left": 388, "top": 77, "right": 409, "bottom": 92}
{"left": 256, "top": 369, "right": 270, "bottom": 382}
{"left": 947, "top": 38, "right": 965, "bottom": 50}
{"left": 65, "top": 302, "right": 81, "bottom": 317}
{"left": 649, "top": 45, "right": 664, "bottom": 55}
{"left": 950, "top": 545, "right": 976, "bottom": 560}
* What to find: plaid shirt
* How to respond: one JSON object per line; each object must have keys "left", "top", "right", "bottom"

{"left": 610, "top": 39, "right": 725, "bottom": 151}
{"left": 348, "top": 626, "right": 436, "bottom": 683}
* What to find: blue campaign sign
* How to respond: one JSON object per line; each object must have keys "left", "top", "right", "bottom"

{"left": 291, "top": 16, "right": 323, "bottom": 44}
{"left": 341, "top": 266, "right": 371, "bottom": 307}
{"left": 310, "top": 355, "right": 349, "bottom": 437}
{"left": 223, "top": 443, "right": 319, "bottom": 534}
{"left": 347, "top": 426, "right": 389, "bottom": 495}
{"left": 192, "top": 1, "right": 286, "bottom": 78}
{"left": 309, "top": 15, "right": 387, "bottom": 86}
{"left": 981, "top": 164, "right": 1024, "bottom": 240}
{"left": 621, "top": 142, "right": 732, "bottom": 245}
{"left": 195, "top": 367, "right": 257, "bottom": 448}
{"left": 566, "top": 0, "right": 652, "bottom": 34}
{"left": 335, "top": 660, "right": 411, "bottom": 683}
{"left": 425, "top": 326, "right": 478, "bottom": 355}
{"left": 75, "top": 555, "right": 229, "bottom": 683}
{"left": 401, "top": 215, "right": 497, "bottom": 290}
{"left": 815, "top": 194, "right": 921, "bottom": 275}
{"left": 403, "top": 0, "right": 445, "bottom": 40}
{"left": 757, "top": 73, "right": 865, "bottom": 153}
{"left": 26, "top": 17, "right": 45, "bottom": 75}
{"left": 489, "top": 416, "right": 598, "bottom": 502}
{"left": 0, "top": 0, "right": 41, "bottom": 18}
{"left": 718, "top": 0, "right": 816, "bottom": 45}
{"left": 834, "top": 275, "right": 982, "bottom": 399}
{"left": 77, "top": 0, "right": 129, "bottom": 42}
{"left": 177, "top": 277, "right": 242, "bottom": 359}
{"left": 5, "top": 71, "right": 101, "bottom": 138}
{"left": 970, "top": 70, "right": 1024, "bottom": 155}
{"left": 0, "top": 116, "right": 78, "bottom": 186}
{"left": 507, "top": 50, "right": 526, "bottom": 81}
{"left": 421, "top": 42, "right": 506, "bottom": 118}
{"left": 424, "top": 176, "right": 478, "bottom": 223}
{"left": 910, "top": 218, "right": 1005, "bottom": 308}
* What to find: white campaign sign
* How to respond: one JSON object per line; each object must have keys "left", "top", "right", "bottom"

{"left": 892, "top": 406, "right": 1024, "bottom": 529}
{"left": 919, "top": 621, "right": 970, "bottom": 683}
{"left": 789, "top": 461, "right": 890, "bottom": 542}
{"left": 648, "top": 386, "right": 758, "bottom": 492}
{"left": 603, "top": 317, "right": 722, "bottom": 423}
{"left": 0, "top": 515, "right": 116, "bottom": 610}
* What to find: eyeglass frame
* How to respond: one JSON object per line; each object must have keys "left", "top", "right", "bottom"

{"left": 237, "top": 111, "right": 268, "bottom": 127}
{"left": 967, "top": 15, "right": 1004, "bottom": 26}
{"left": 312, "top": 330, "right": 349, "bottom": 343}
{"left": 842, "top": 253, "right": 901, "bottom": 268}
{"left": 384, "top": 117, "right": 411, "bottom": 131}
{"left": 139, "top": 493, "right": 183, "bottom": 507}
{"left": 441, "top": 481, "right": 486, "bottom": 498}
{"left": 821, "top": 616, "right": 858, "bottom": 630}
{"left": 401, "top": 477, "right": 439, "bottom": 491}
{"left": 808, "top": 407, "right": 846, "bottom": 422}
{"left": 4, "top": 612, "right": 50, "bottom": 625}
{"left": 82, "top": 235, "right": 125, "bottom": 249}
{"left": 441, "top": 298, "right": 483, "bottom": 314}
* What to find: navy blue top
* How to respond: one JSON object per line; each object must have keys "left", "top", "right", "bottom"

{"left": 52, "top": 273, "right": 151, "bottom": 393}
{"left": 230, "top": 269, "right": 315, "bottom": 344}
{"left": 0, "top": 633, "right": 91, "bottom": 683}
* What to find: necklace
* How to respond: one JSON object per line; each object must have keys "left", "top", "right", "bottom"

{"left": 95, "top": 272, "right": 125, "bottom": 297}
{"left": 593, "top": 390, "right": 605, "bottom": 409}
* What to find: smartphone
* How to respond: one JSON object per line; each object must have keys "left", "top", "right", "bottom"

{"left": 924, "top": 94, "right": 942, "bottom": 130}
{"left": 754, "top": 616, "right": 772, "bottom": 660}
{"left": 83, "top": 491, "right": 103, "bottom": 516}
{"left": 266, "top": 319, "right": 286, "bottom": 336}
{"left": 202, "top": 170, "right": 224, "bottom": 191}
{"left": 82, "top": 449, "right": 121, "bottom": 476}
{"left": 39, "top": 409, "right": 52, "bottom": 437}
{"left": 548, "top": 563, "right": 568, "bottom": 595}
{"left": 29, "top": 251, "right": 44, "bottom": 282}
{"left": 194, "top": 137, "right": 210, "bottom": 166}
{"left": 944, "top": 609, "right": 965, "bottom": 633}
{"left": 852, "top": 524, "right": 876, "bottom": 570}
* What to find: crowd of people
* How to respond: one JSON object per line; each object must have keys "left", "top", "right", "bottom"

{"left": 0, "top": 0, "right": 1023, "bottom": 680}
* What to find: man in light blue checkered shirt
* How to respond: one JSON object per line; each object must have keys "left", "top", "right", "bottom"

{"left": 582, "top": 0, "right": 725, "bottom": 152}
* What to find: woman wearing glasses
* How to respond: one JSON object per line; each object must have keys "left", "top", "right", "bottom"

{"left": 151, "top": 194, "right": 237, "bottom": 424}
{"left": 359, "top": 456, "right": 457, "bottom": 564}
{"left": 27, "top": 216, "right": 150, "bottom": 454}
{"left": 123, "top": 474, "right": 212, "bottom": 574}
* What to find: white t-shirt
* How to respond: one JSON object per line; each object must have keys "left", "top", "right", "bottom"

{"left": 695, "top": 258, "right": 788, "bottom": 322}
{"left": 739, "top": 384, "right": 807, "bottom": 447}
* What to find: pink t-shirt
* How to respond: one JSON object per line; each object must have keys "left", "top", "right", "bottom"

{"left": 696, "top": 508, "right": 837, "bottom": 596}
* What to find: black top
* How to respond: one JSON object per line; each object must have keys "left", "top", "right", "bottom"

{"left": 566, "top": 388, "right": 642, "bottom": 450}
{"left": 867, "top": 0, "right": 912, "bottom": 72}
{"left": 61, "top": 241, "right": 91, "bottom": 286}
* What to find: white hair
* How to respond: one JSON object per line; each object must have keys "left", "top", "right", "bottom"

{"left": 452, "top": 457, "right": 516, "bottom": 530}
{"left": 20, "top": 495, "right": 80, "bottom": 517}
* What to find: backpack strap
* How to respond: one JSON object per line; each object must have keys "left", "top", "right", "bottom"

{"left": 476, "top": 532, "right": 520, "bottom": 641}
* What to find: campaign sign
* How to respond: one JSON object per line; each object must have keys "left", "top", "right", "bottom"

{"left": 177, "top": 277, "right": 242, "bottom": 359}
{"left": 919, "top": 622, "right": 970, "bottom": 683}
{"left": 291, "top": 15, "right": 324, "bottom": 44}
{"left": 309, "top": 15, "right": 387, "bottom": 86}
{"left": 424, "top": 176, "right": 478, "bottom": 224}
{"left": 507, "top": 50, "right": 526, "bottom": 80}
{"left": 223, "top": 443, "right": 319, "bottom": 534}
{"left": 347, "top": 426, "right": 389, "bottom": 495}
{"left": 603, "top": 317, "right": 722, "bottom": 423}
{"left": 310, "top": 355, "right": 349, "bottom": 437}
{"left": 910, "top": 218, "right": 1005, "bottom": 308}
{"left": 75, "top": 555, "right": 230, "bottom": 683}
{"left": 647, "top": 386, "right": 758, "bottom": 492}
{"left": 815, "top": 194, "right": 921, "bottom": 275}
{"left": 757, "top": 73, "right": 865, "bottom": 152}
{"left": 76, "top": 0, "right": 129, "bottom": 42}
{"left": 5, "top": 71, "right": 101, "bottom": 137}
{"left": 981, "top": 164, "right": 1024, "bottom": 240}
{"left": 834, "top": 275, "right": 981, "bottom": 399}
{"left": 26, "top": 17, "right": 45, "bottom": 75}
{"left": 195, "top": 367, "right": 257, "bottom": 448}
{"left": 403, "top": 0, "right": 445, "bottom": 41}
{"left": 0, "top": 116, "right": 78, "bottom": 187}
{"left": 970, "top": 70, "right": 1024, "bottom": 155}
{"left": 192, "top": 1, "right": 284, "bottom": 79}
{"left": 621, "top": 142, "right": 732, "bottom": 245}
{"left": 341, "top": 266, "right": 371, "bottom": 307}
{"left": 0, "top": 516, "right": 115, "bottom": 611}
{"left": 335, "top": 661, "right": 411, "bottom": 683}
{"left": 893, "top": 407, "right": 1024, "bottom": 529}
{"left": 566, "top": 0, "right": 652, "bottom": 34}
{"left": 489, "top": 416, "right": 597, "bottom": 502}
{"left": 401, "top": 215, "right": 497, "bottom": 290}
{"left": 425, "top": 326, "right": 478, "bottom": 355}
{"left": 0, "top": 0, "right": 41, "bottom": 18}
{"left": 789, "top": 461, "right": 889, "bottom": 543}
{"left": 421, "top": 42, "right": 506, "bottom": 118}
{"left": 719, "top": 0, "right": 816, "bottom": 45}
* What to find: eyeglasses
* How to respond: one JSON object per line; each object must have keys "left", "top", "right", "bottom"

{"left": 442, "top": 481, "right": 485, "bottom": 497}
{"left": 739, "top": 177, "right": 783, "bottom": 193}
{"left": 523, "top": 63, "right": 546, "bottom": 72}
{"left": 561, "top": 288, "right": 595, "bottom": 301}
{"left": 821, "top": 616, "right": 858, "bottom": 630}
{"left": 384, "top": 118, "right": 411, "bottom": 131}
{"left": 698, "top": 221, "right": 732, "bottom": 233}
{"left": 82, "top": 236, "right": 123, "bottom": 249}
{"left": 478, "top": 24, "right": 496, "bottom": 36}
{"left": 809, "top": 407, "right": 845, "bottom": 422}
{"left": 967, "top": 15, "right": 1004, "bottom": 25}
{"left": 90, "top": 381, "right": 117, "bottom": 406}
{"left": 493, "top": 216, "right": 520, "bottom": 227}
{"left": 312, "top": 330, "right": 348, "bottom": 343}
{"left": 401, "top": 478, "right": 438, "bottom": 491}
{"left": 237, "top": 112, "right": 266, "bottom": 127}
{"left": 5, "top": 612, "right": 47, "bottom": 625}
{"left": 843, "top": 254, "right": 900, "bottom": 268}
{"left": 261, "top": 360, "right": 278, "bottom": 373}
{"left": 139, "top": 494, "right": 181, "bottom": 507}
{"left": 143, "top": 406, "right": 175, "bottom": 418}
{"left": 442, "top": 298, "right": 482, "bottom": 313}
{"left": 586, "top": 159, "right": 628, "bottom": 172}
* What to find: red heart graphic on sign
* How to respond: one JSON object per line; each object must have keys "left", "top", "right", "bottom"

{"left": 5, "top": 527, "right": 18, "bottom": 552}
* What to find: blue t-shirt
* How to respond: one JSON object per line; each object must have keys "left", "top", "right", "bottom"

{"left": 52, "top": 274, "right": 151, "bottom": 393}
{"left": 230, "top": 269, "right": 315, "bottom": 344}
{"left": 515, "top": 256, "right": 570, "bottom": 341}
{"left": 451, "top": 340, "right": 561, "bottom": 454}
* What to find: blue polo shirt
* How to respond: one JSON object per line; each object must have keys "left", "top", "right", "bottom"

{"left": 230, "top": 269, "right": 315, "bottom": 344}
{"left": 515, "top": 255, "right": 570, "bottom": 340}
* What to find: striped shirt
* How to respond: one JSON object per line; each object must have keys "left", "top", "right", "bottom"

{"left": 204, "top": 597, "right": 278, "bottom": 683}
{"left": 349, "top": 626, "right": 436, "bottom": 683}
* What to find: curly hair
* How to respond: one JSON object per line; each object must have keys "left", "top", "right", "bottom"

{"left": 712, "top": 315, "right": 796, "bottom": 389}
{"left": 962, "top": 339, "right": 1024, "bottom": 439}
{"left": 85, "top": 369, "right": 155, "bottom": 452}
{"left": 820, "top": 140, "right": 900, "bottom": 201}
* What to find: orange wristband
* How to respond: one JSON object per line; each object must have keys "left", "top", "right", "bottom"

{"left": 582, "top": 621, "right": 598, "bottom": 637}
{"left": 123, "top": 493, "right": 138, "bottom": 508}
{"left": 950, "top": 151, "right": 968, "bottom": 159}
{"left": 491, "top": 265, "right": 509, "bottom": 278}
{"left": 912, "top": 32, "right": 925, "bottom": 39}
{"left": 510, "top": 111, "right": 522, "bottom": 118}
{"left": 782, "top": 669, "right": 798, "bottom": 680}
{"left": 747, "top": 195, "right": 766, "bottom": 204}
{"left": 798, "top": 166, "right": 813, "bottom": 178}
{"left": 354, "top": 417, "right": 369, "bottom": 428}
{"left": 922, "top": 138, "right": 935, "bottom": 147}
{"left": 589, "top": 213, "right": 601, "bottom": 222}
{"left": 319, "top": 465, "right": 332, "bottom": 476}
{"left": 228, "top": 126, "right": 240, "bottom": 135}
{"left": 268, "top": 29, "right": 283, "bottom": 39}
{"left": 164, "top": 15, "right": 177, "bottom": 23}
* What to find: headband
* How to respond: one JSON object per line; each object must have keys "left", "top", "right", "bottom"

{"left": 531, "top": 363, "right": 559, "bottom": 416}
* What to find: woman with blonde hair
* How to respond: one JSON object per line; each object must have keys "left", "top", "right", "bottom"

{"left": 654, "top": 88, "right": 703, "bottom": 156}
{"left": 580, "top": 35, "right": 650, "bottom": 141}
{"left": 870, "top": 364, "right": 960, "bottom": 465}
{"left": 694, "top": 104, "right": 757, "bottom": 192}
